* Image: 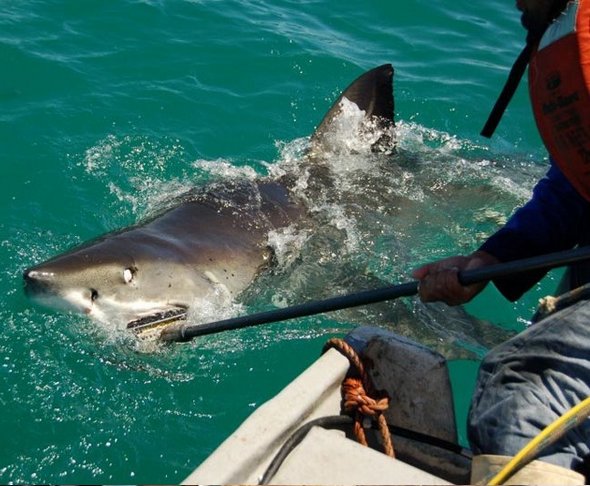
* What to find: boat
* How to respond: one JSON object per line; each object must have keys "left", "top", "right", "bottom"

{"left": 182, "top": 326, "right": 472, "bottom": 485}
{"left": 179, "top": 323, "right": 589, "bottom": 485}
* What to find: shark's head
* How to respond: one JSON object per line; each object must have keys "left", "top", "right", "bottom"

{"left": 23, "top": 232, "right": 217, "bottom": 326}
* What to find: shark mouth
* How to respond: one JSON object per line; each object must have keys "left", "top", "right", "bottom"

{"left": 126, "top": 307, "right": 188, "bottom": 340}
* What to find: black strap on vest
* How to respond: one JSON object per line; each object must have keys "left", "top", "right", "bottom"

{"left": 481, "top": 0, "right": 571, "bottom": 138}
{"left": 480, "top": 42, "right": 534, "bottom": 138}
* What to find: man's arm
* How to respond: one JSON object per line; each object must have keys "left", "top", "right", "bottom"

{"left": 413, "top": 160, "right": 590, "bottom": 304}
{"left": 480, "top": 160, "right": 590, "bottom": 300}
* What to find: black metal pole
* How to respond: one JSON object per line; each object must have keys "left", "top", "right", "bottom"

{"left": 159, "top": 282, "right": 418, "bottom": 342}
{"left": 159, "top": 246, "right": 590, "bottom": 342}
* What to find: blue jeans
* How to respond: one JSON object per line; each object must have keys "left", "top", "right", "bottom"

{"left": 468, "top": 299, "right": 590, "bottom": 471}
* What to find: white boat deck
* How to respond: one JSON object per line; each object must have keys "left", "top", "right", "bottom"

{"left": 183, "top": 341, "right": 452, "bottom": 485}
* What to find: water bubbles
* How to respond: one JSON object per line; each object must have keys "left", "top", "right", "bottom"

{"left": 82, "top": 134, "right": 120, "bottom": 175}
{"left": 267, "top": 225, "right": 311, "bottom": 268}
{"left": 192, "top": 158, "right": 259, "bottom": 181}
{"left": 75, "top": 134, "right": 191, "bottom": 223}
{"left": 312, "top": 97, "right": 396, "bottom": 159}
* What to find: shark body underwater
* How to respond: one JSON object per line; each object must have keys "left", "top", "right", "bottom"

{"left": 23, "top": 64, "right": 396, "bottom": 334}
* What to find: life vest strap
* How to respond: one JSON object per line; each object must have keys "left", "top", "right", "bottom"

{"left": 481, "top": 0, "right": 571, "bottom": 138}
{"left": 480, "top": 42, "right": 534, "bottom": 138}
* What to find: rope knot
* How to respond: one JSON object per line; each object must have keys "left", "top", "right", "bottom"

{"left": 342, "top": 377, "right": 389, "bottom": 416}
{"left": 323, "top": 337, "right": 395, "bottom": 457}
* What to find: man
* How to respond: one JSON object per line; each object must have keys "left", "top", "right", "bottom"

{"left": 414, "top": 0, "right": 590, "bottom": 306}
{"left": 412, "top": 0, "right": 590, "bottom": 480}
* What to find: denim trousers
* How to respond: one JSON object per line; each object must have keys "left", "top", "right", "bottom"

{"left": 468, "top": 299, "right": 590, "bottom": 470}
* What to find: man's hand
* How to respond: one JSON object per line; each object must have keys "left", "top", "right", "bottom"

{"left": 412, "top": 251, "right": 500, "bottom": 306}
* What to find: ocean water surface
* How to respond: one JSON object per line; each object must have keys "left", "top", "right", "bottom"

{"left": 1, "top": 1, "right": 561, "bottom": 483}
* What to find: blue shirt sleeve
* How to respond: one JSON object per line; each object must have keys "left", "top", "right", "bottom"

{"left": 479, "top": 159, "right": 590, "bottom": 300}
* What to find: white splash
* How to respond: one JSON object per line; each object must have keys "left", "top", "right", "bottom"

{"left": 267, "top": 225, "right": 311, "bottom": 268}
{"left": 192, "top": 158, "right": 259, "bottom": 181}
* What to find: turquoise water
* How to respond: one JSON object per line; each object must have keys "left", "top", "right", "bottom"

{"left": 1, "top": 1, "right": 563, "bottom": 483}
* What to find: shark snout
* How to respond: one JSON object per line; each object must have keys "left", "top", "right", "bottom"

{"left": 23, "top": 268, "right": 56, "bottom": 296}
{"left": 23, "top": 266, "right": 96, "bottom": 315}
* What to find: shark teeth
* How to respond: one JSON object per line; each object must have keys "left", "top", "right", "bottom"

{"left": 126, "top": 307, "right": 188, "bottom": 336}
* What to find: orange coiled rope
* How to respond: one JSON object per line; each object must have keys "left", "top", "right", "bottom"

{"left": 324, "top": 337, "right": 395, "bottom": 458}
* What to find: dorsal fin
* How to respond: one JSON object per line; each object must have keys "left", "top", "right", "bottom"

{"left": 311, "top": 64, "right": 394, "bottom": 146}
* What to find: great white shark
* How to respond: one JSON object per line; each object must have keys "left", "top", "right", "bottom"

{"left": 23, "top": 64, "right": 395, "bottom": 333}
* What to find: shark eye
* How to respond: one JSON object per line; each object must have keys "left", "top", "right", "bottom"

{"left": 123, "top": 267, "right": 135, "bottom": 284}
{"left": 90, "top": 289, "right": 99, "bottom": 301}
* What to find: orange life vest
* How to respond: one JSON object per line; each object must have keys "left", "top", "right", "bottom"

{"left": 529, "top": 0, "right": 590, "bottom": 201}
